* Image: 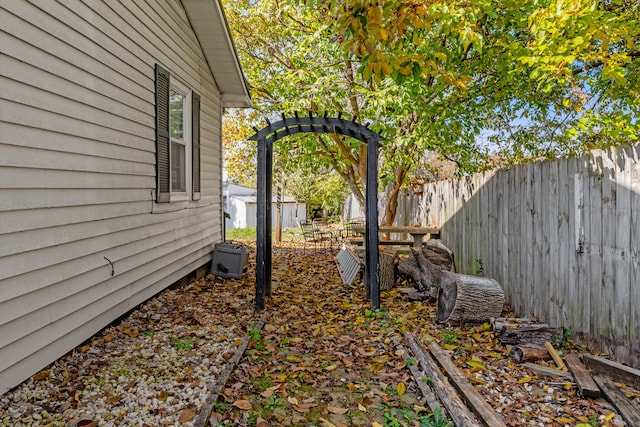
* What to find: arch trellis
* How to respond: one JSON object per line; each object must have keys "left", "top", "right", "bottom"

{"left": 249, "top": 113, "right": 383, "bottom": 310}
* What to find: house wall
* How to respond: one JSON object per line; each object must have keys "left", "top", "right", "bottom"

{"left": 0, "top": 1, "right": 225, "bottom": 393}
{"left": 394, "top": 144, "right": 640, "bottom": 369}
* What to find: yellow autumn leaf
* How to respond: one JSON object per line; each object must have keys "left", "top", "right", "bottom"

{"left": 324, "top": 364, "right": 337, "bottom": 371}
{"left": 555, "top": 417, "right": 573, "bottom": 423}
{"left": 563, "top": 381, "right": 573, "bottom": 390}
{"left": 442, "top": 344, "right": 457, "bottom": 351}
{"left": 287, "top": 396, "right": 298, "bottom": 406}
{"left": 372, "top": 423, "right": 384, "bottom": 427}
{"left": 468, "top": 360, "right": 486, "bottom": 371}
{"left": 604, "top": 412, "right": 615, "bottom": 421}
{"left": 518, "top": 376, "right": 532, "bottom": 384}
{"left": 286, "top": 354, "right": 302, "bottom": 362}
{"left": 358, "top": 403, "right": 367, "bottom": 412}
{"left": 397, "top": 382, "right": 406, "bottom": 395}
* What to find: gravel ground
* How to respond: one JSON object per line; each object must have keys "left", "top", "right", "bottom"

{"left": 0, "top": 275, "right": 254, "bottom": 427}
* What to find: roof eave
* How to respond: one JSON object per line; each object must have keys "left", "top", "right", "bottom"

{"left": 181, "top": 0, "right": 252, "bottom": 108}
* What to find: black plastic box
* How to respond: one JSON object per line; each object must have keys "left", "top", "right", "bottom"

{"left": 211, "top": 243, "right": 249, "bottom": 279}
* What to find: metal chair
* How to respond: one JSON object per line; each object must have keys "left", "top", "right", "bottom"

{"left": 299, "top": 219, "right": 332, "bottom": 253}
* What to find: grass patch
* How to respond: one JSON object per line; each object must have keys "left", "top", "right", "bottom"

{"left": 226, "top": 227, "right": 257, "bottom": 239}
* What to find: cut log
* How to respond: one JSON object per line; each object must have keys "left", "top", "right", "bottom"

{"left": 397, "top": 246, "right": 454, "bottom": 293}
{"left": 497, "top": 326, "right": 560, "bottom": 347}
{"left": 437, "top": 274, "right": 504, "bottom": 323}
{"left": 379, "top": 249, "right": 397, "bottom": 290}
{"left": 404, "top": 332, "right": 482, "bottom": 427}
{"left": 564, "top": 353, "right": 600, "bottom": 398}
{"left": 511, "top": 345, "right": 549, "bottom": 363}
{"left": 491, "top": 317, "right": 549, "bottom": 331}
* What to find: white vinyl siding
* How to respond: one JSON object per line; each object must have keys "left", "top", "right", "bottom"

{"left": 0, "top": 0, "right": 226, "bottom": 394}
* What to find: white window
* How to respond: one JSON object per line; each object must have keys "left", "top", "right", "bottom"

{"left": 169, "top": 83, "right": 191, "bottom": 198}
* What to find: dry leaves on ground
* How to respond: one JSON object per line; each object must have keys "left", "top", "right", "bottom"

{"left": 2, "top": 239, "right": 637, "bottom": 427}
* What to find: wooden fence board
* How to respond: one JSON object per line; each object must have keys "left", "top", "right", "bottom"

{"left": 396, "top": 143, "right": 639, "bottom": 368}
{"left": 614, "top": 146, "right": 632, "bottom": 354}
{"left": 547, "top": 160, "right": 560, "bottom": 327}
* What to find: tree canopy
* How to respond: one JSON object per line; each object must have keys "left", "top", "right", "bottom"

{"left": 222, "top": 0, "right": 639, "bottom": 222}
{"left": 319, "top": 0, "right": 640, "bottom": 164}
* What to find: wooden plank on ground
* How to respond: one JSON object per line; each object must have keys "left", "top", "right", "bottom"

{"left": 391, "top": 335, "right": 443, "bottom": 413}
{"left": 544, "top": 341, "right": 568, "bottom": 371}
{"left": 582, "top": 354, "right": 640, "bottom": 390}
{"left": 522, "top": 363, "right": 574, "bottom": 380}
{"left": 404, "top": 332, "right": 482, "bottom": 427}
{"left": 564, "top": 353, "right": 600, "bottom": 398}
{"left": 193, "top": 319, "right": 265, "bottom": 427}
{"left": 422, "top": 334, "right": 508, "bottom": 427}
{"left": 592, "top": 373, "right": 640, "bottom": 427}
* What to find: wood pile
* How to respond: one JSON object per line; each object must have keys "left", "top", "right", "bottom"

{"left": 492, "top": 317, "right": 640, "bottom": 426}
{"left": 397, "top": 243, "right": 505, "bottom": 323}
{"left": 402, "top": 326, "right": 640, "bottom": 427}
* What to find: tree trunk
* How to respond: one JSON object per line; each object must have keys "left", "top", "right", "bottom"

{"left": 437, "top": 275, "right": 504, "bottom": 323}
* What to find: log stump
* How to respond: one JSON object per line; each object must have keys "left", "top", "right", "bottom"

{"left": 379, "top": 249, "right": 396, "bottom": 291}
{"left": 437, "top": 275, "right": 504, "bottom": 323}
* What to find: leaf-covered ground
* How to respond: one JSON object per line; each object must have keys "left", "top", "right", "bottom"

{"left": 2, "top": 240, "right": 636, "bottom": 426}
{"left": 210, "top": 243, "right": 630, "bottom": 427}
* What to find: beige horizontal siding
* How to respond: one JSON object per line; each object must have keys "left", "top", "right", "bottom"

{"left": 0, "top": 0, "right": 225, "bottom": 394}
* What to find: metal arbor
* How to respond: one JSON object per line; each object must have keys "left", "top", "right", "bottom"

{"left": 249, "top": 113, "right": 383, "bottom": 311}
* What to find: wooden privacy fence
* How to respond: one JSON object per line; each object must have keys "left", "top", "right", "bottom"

{"left": 394, "top": 143, "right": 640, "bottom": 369}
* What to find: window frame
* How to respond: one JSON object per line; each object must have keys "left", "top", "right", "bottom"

{"left": 155, "top": 64, "right": 201, "bottom": 203}
{"left": 169, "top": 81, "right": 192, "bottom": 201}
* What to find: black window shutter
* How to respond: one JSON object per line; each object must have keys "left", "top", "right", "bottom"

{"left": 192, "top": 92, "right": 201, "bottom": 200}
{"left": 155, "top": 64, "right": 171, "bottom": 202}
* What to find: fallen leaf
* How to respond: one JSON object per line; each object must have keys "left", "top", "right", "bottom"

{"left": 358, "top": 403, "right": 367, "bottom": 412}
{"left": 319, "top": 418, "right": 337, "bottom": 427}
{"left": 397, "top": 382, "right": 406, "bottom": 396}
{"left": 33, "top": 370, "right": 50, "bottom": 381}
{"left": 287, "top": 396, "right": 299, "bottom": 406}
{"left": 604, "top": 412, "right": 615, "bottom": 421}
{"left": 327, "top": 406, "right": 348, "bottom": 415}
{"left": 178, "top": 408, "right": 196, "bottom": 423}
{"left": 518, "top": 376, "right": 532, "bottom": 384}
{"left": 233, "top": 399, "right": 252, "bottom": 410}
